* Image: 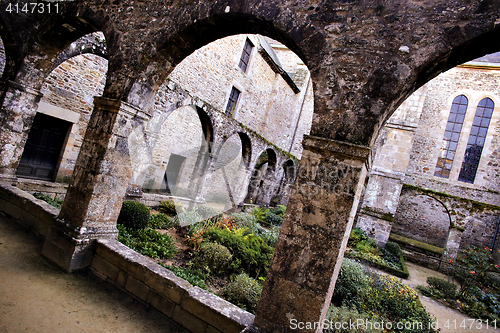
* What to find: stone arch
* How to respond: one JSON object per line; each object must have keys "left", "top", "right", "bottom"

{"left": 137, "top": 105, "right": 208, "bottom": 196}
{"left": 274, "top": 159, "right": 296, "bottom": 206}
{"left": 51, "top": 32, "right": 108, "bottom": 70}
{"left": 245, "top": 148, "right": 277, "bottom": 205}
{"left": 203, "top": 131, "right": 252, "bottom": 209}
{"left": 392, "top": 193, "right": 452, "bottom": 248}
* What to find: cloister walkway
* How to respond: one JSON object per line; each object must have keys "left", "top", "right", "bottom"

{"left": 0, "top": 213, "right": 188, "bottom": 333}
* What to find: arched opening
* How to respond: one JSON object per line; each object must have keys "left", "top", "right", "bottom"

{"left": 138, "top": 105, "right": 210, "bottom": 198}
{"left": 245, "top": 148, "right": 277, "bottom": 206}
{"left": 15, "top": 32, "right": 108, "bottom": 183}
{"left": 392, "top": 194, "right": 451, "bottom": 248}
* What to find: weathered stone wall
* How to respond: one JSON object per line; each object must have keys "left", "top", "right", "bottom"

{"left": 168, "top": 34, "right": 312, "bottom": 157}
{"left": 392, "top": 193, "right": 450, "bottom": 248}
{"left": 39, "top": 53, "right": 108, "bottom": 182}
{"left": 406, "top": 65, "right": 500, "bottom": 193}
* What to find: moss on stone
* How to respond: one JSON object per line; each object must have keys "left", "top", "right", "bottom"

{"left": 389, "top": 233, "right": 444, "bottom": 256}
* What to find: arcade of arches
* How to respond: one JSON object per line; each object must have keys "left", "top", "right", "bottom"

{"left": 0, "top": 1, "right": 500, "bottom": 333}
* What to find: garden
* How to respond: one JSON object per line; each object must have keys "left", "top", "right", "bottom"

{"left": 32, "top": 192, "right": 499, "bottom": 331}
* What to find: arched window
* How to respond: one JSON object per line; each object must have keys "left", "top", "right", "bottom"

{"left": 458, "top": 98, "right": 494, "bottom": 183}
{"left": 434, "top": 95, "right": 468, "bottom": 178}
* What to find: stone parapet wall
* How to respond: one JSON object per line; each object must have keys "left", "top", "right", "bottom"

{"left": 0, "top": 183, "right": 58, "bottom": 239}
{"left": 90, "top": 239, "right": 254, "bottom": 333}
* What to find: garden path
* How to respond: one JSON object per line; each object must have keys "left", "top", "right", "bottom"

{"left": 375, "top": 261, "right": 500, "bottom": 333}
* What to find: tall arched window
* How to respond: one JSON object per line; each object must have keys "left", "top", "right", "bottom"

{"left": 458, "top": 98, "right": 494, "bottom": 183}
{"left": 434, "top": 95, "right": 468, "bottom": 178}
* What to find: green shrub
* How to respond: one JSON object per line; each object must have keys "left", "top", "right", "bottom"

{"left": 192, "top": 242, "right": 233, "bottom": 275}
{"left": 158, "top": 200, "right": 183, "bottom": 215}
{"left": 117, "top": 224, "right": 176, "bottom": 259}
{"left": 117, "top": 201, "right": 150, "bottom": 230}
{"left": 263, "top": 212, "right": 283, "bottom": 226}
{"left": 270, "top": 205, "right": 286, "bottom": 218}
{"left": 347, "top": 227, "right": 368, "bottom": 247}
{"left": 33, "top": 192, "right": 63, "bottom": 209}
{"left": 174, "top": 209, "right": 202, "bottom": 228}
{"left": 333, "top": 258, "right": 370, "bottom": 308}
{"left": 382, "top": 241, "right": 403, "bottom": 266}
{"left": 204, "top": 227, "right": 274, "bottom": 278}
{"left": 196, "top": 205, "right": 221, "bottom": 221}
{"left": 161, "top": 264, "right": 207, "bottom": 290}
{"left": 261, "top": 225, "right": 280, "bottom": 247}
{"left": 251, "top": 206, "right": 269, "bottom": 224}
{"left": 355, "top": 238, "right": 380, "bottom": 256}
{"left": 222, "top": 273, "right": 262, "bottom": 314}
{"left": 148, "top": 213, "right": 174, "bottom": 229}
{"left": 427, "top": 277, "right": 457, "bottom": 298}
{"left": 325, "top": 305, "right": 384, "bottom": 333}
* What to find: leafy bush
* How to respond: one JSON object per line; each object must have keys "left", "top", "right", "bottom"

{"left": 325, "top": 305, "right": 384, "bottom": 333}
{"left": 347, "top": 227, "right": 368, "bottom": 247}
{"left": 451, "top": 246, "right": 494, "bottom": 297}
{"left": 332, "top": 258, "right": 370, "bottom": 308}
{"left": 158, "top": 200, "right": 184, "bottom": 215}
{"left": 196, "top": 205, "right": 221, "bottom": 221}
{"left": 161, "top": 264, "right": 207, "bottom": 290}
{"left": 192, "top": 242, "right": 233, "bottom": 275}
{"left": 174, "top": 209, "right": 202, "bottom": 228}
{"left": 261, "top": 225, "right": 280, "bottom": 247}
{"left": 427, "top": 277, "right": 457, "bottom": 299}
{"left": 204, "top": 227, "right": 274, "bottom": 278}
{"left": 382, "top": 241, "right": 403, "bottom": 266}
{"left": 271, "top": 205, "right": 286, "bottom": 218}
{"left": 222, "top": 273, "right": 262, "bottom": 314}
{"left": 117, "top": 201, "right": 150, "bottom": 230}
{"left": 251, "top": 206, "right": 269, "bottom": 224}
{"left": 33, "top": 192, "right": 63, "bottom": 209}
{"left": 148, "top": 213, "right": 175, "bottom": 229}
{"left": 264, "top": 212, "right": 283, "bottom": 226}
{"left": 117, "top": 224, "right": 176, "bottom": 259}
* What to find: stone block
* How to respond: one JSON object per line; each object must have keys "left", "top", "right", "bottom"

{"left": 180, "top": 286, "right": 253, "bottom": 333}
{"left": 116, "top": 269, "right": 128, "bottom": 288}
{"left": 125, "top": 275, "right": 150, "bottom": 301}
{"left": 3, "top": 201, "right": 22, "bottom": 220}
{"left": 172, "top": 305, "right": 208, "bottom": 333}
{"left": 147, "top": 290, "right": 176, "bottom": 318}
{"left": 90, "top": 255, "right": 120, "bottom": 281}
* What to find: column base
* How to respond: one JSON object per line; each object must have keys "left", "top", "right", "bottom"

{"left": 41, "top": 219, "right": 118, "bottom": 272}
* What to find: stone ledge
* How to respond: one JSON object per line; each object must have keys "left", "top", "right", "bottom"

{"left": 92, "top": 239, "right": 254, "bottom": 333}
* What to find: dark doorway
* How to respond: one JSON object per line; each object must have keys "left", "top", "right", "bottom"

{"left": 16, "top": 113, "right": 71, "bottom": 181}
{"left": 163, "top": 153, "right": 186, "bottom": 194}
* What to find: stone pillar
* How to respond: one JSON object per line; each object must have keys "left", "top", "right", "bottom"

{"left": 41, "top": 97, "right": 150, "bottom": 271}
{"left": 253, "top": 135, "right": 370, "bottom": 333}
{"left": 440, "top": 227, "right": 463, "bottom": 272}
{"left": 355, "top": 121, "right": 417, "bottom": 245}
{"left": 0, "top": 81, "right": 43, "bottom": 181}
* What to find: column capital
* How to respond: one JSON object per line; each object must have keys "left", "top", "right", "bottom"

{"left": 303, "top": 135, "right": 371, "bottom": 162}
{"left": 93, "top": 96, "right": 150, "bottom": 121}
{"left": 7, "top": 80, "right": 43, "bottom": 98}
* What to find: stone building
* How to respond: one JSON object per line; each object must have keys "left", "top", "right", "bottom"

{"left": 356, "top": 52, "right": 500, "bottom": 268}
{"left": 6, "top": 32, "right": 313, "bottom": 211}
{"left": 0, "top": 2, "right": 499, "bottom": 333}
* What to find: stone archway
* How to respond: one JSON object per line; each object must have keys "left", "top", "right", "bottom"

{"left": 392, "top": 194, "right": 451, "bottom": 248}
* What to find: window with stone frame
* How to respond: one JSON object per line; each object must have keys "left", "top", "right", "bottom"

{"left": 434, "top": 94, "right": 468, "bottom": 179}
{"left": 225, "top": 86, "right": 241, "bottom": 116}
{"left": 458, "top": 97, "right": 494, "bottom": 183}
{"left": 238, "top": 38, "right": 253, "bottom": 73}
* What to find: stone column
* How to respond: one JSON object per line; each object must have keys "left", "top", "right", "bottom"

{"left": 253, "top": 135, "right": 370, "bottom": 333}
{"left": 0, "top": 81, "right": 43, "bottom": 181}
{"left": 440, "top": 227, "right": 463, "bottom": 272}
{"left": 41, "top": 97, "right": 150, "bottom": 271}
{"left": 355, "top": 121, "right": 417, "bottom": 245}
